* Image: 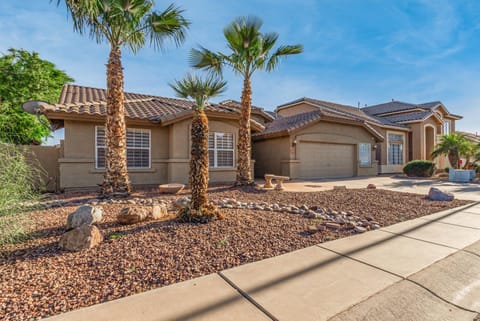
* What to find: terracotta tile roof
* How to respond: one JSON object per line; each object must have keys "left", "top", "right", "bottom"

{"left": 382, "top": 110, "right": 433, "bottom": 123}
{"left": 43, "top": 84, "right": 240, "bottom": 122}
{"left": 253, "top": 109, "right": 384, "bottom": 141}
{"left": 362, "top": 101, "right": 419, "bottom": 116}
{"left": 255, "top": 109, "right": 322, "bottom": 137}
{"left": 219, "top": 100, "right": 276, "bottom": 121}
{"left": 277, "top": 97, "right": 407, "bottom": 129}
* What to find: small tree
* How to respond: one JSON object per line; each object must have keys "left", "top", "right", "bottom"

{"left": 170, "top": 74, "right": 226, "bottom": 223}
{"left": 190, "top": 16, "right": 303, "bottom": 185}
{"left": 431, "top": 133, "right": 470, "bottom": 169}
{"left": 0, "top": 48, "right": 73, "bottom": 144}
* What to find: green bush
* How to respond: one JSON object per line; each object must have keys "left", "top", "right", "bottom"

{"left": 403, "top": 160, "right": 436, "bottom": 177}
{"left": 0, "top": 144, "right": 43, "bottom": 244}
{"left": 444, "top": 167, "right": 450, "bottom": 173}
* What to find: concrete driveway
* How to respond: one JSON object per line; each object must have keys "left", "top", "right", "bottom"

{"left": 271, "top": 176, "right": 480, "bottom": 201}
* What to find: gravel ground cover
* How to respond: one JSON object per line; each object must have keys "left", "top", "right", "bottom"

{"left": 0, "top": 186, "right": 470, "bottom": 321}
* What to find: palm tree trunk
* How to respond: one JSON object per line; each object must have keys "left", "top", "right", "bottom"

{"left": 448, "top": 152, "right": 459, "bottom": 169}
{"left": 101, "top": 46, "right": 131, "bottom": 197}
{"left": 190, "top": 109, "right": 209, "bottom": 210}
{"left": 236, "top": 77, "right": 253, "bottom": 185}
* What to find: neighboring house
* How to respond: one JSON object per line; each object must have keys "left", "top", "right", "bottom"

{"left": 253, "top": 98, "right": 462, "bottom": 179}
{"left": 457, "top": 131, "right": 480, "bottom": 144}
{"left": 37, "top": 84, "right": 267, "bottom": 191}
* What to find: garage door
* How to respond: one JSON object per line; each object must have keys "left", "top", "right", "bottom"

{"left": 298, "top": 142, "right": 355, "bottom": 178}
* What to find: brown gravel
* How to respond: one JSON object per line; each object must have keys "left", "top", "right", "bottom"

{"left": 0, "top": 187, "right": 470, "bottom": 321}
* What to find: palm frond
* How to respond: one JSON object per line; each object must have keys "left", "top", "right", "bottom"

{"left": 169, "top": 73, "right": 227, "bottom": 110}
{"left": 57, "top": 0, "right": 189, "bottom": 52}
{"left": 145, "top": 4, "right": 190, "bottom": 50}
{"left": 266, "top": 44, "right": 303, "bottom": 71}
{"left": 189, "top": 47, "right": 224, "bottom": 76}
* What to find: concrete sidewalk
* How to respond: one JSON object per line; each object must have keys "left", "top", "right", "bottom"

{"left": 45, "top": 203, "right": 480, "bottom": 321}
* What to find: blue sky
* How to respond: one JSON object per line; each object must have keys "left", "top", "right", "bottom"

{"left": 1, "top": 0, "right": 479, "bottom": 145}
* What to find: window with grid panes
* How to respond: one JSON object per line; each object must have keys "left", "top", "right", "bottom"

{"left": 208, "top": 132, "right": 234, "bottom": 168}
{"left": 96, "top": 127, "right": 150, "bottom": 169}
{"left": 388, "top": 133, "right": 404, "bottom": 165}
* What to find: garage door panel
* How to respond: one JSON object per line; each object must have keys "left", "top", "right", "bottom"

{"left": 298, "top": 142, "right": 355, "bottom": 178}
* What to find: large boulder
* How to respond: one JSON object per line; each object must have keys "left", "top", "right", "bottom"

{"left": 427, "top": 187, "right": 454, "bottom": 201}
{"left": 59, "top": 224, "right": 103, "bottom": 251}
{"left": 117, "top": 207, "right": 149, "bottom": 225}
{"left": 66, "top": 205, "right": 103, "bottom": 230}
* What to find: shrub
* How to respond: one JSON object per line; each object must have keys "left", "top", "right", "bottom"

{"left": 444, "top": 167, "right": 450, "bottom": 173}
{"left": 0, "top": 144, "right": 43, "bottom": 244}
{"left": 403, "top": 160, "right": 436, "bottom": 177}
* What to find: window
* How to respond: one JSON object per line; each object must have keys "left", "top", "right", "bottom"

{"left": 96, "top": 127, "right": 150, "bottom": 169}
{"left": 359, "top": 143, "right": 371, "bottom": 166}
{"left": 388, "top": 133, "right": 404, "bottom": 165}
{"left": 443, "top": 120, "right": 450, "bottom": 135}
{"left": 208, "top": 132, "right": 234, "bottom": 168}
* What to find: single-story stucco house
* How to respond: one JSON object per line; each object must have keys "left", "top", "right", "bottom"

{"left": 36, "top": 84, "right": 271, "bottom": 191}
{"left": 33, "top": 85, "right": 462, "bottom": 191}
{"left": 253, "top": 97, "right": 462, "bottom": 179}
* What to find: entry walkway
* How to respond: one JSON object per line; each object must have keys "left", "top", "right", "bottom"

{"left": 44, "top": 203, "right": 480, "bottom": 321}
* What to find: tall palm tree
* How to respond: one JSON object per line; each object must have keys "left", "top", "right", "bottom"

{"left": 432, "top": 133, "right": 469, "bottom": 169}
{"left": 59, "top": 0, "right": 189, "bottom": 197}
{"left": 190, "top": 16, "right": 303, "bottom": 185}
{"left": 170, "top": 74, "right": 226, "bottom": 222}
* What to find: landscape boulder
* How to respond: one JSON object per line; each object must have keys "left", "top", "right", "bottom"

{"left": 173, "top": 197, "right": 190, "bottom": 209}
{"left": 59, "top": 224, "right": 103, "bottom": 251}
{"left": 117, "top": 207, "right": 149, "bottom": 225}
{"left": 66, "top": 205, "right": 103, "bottom": 230}
{"left": 367, "top": 184, "right": 377, "bottom": 190}
{"left": 150, "top": 204, "right": 169, "bottom": 220}
{"left": 427, "top": 187, "right": 454, "bottom": 201}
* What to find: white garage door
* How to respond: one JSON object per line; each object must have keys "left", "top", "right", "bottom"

{"left": 298, "top": 142, "right": 355, "bottom": 178}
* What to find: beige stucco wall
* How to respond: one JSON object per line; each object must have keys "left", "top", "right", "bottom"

{"left": 252, "top": 136, "right": 291, "bottom": 177}
{"left": 167, "top": 118, "right": 240, "bottom": 184}
{"left": 276, "top": 103, "right": 317, "bottom": 117}
{"left": 24, "top": 145, "right": 62, "bottom": 192}
{"left": 60, "top": 120, "right": 170, "bottom": 190}
{"left": 59, "top": 117, "right": 242, "bottom": 191}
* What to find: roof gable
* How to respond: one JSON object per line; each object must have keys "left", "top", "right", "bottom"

{"left": 276, "top": 97, "right": 407, "bottom": 129}
{"left": 253, "top": 109, "right": 384, "bottom": 142}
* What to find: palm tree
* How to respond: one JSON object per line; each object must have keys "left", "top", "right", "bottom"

{"left": 190, "top": 16, "right": 303, "bottom": 185}
{"left": 169, "top": 74, "right": 226, "bottom": 222}
{"left": 431, "top": 133, "right": 470, "bottom": 169}
{"left": 59, "top": 0, "right": 189, "bottom": 197}
{"left": 461, "top": 140, "right": 478, "bottom": 169}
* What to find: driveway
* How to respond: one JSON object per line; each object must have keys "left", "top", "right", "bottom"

{"left": 267, "top": 176, "right": 480, "bottom": 201}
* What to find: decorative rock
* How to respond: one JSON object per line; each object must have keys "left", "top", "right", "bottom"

{"left": 66, "top": 205, "right": 103, "bottom": 231}
{"left": 59, "top": 224, "right": 103, "bottom": 251}
{"left": 367, "top": 184, "right": 377, "bottom": 190}
{"left": 325, "top": 222, "right": 341, "bottom": 230}
{"left": 118, "top": 207, "right": 149, "bottom": 225}
{"left": 354, "top": 226, "right": 367, "bottom": 233}
{"left": 427, "top": 187, "right": 454, "bottom": 201}
{"left": 150, "top": 204, "right": 168, "bottom": 220}
{"left": 173, "top": 197, "right": 190, "bottom": 209}
{"left": 307, "top": 225, "right": 319, "bottom": 234}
